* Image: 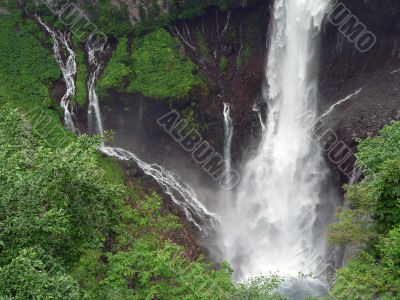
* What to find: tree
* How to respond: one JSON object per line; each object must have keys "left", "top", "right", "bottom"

{"left": 329, "top": 121, "right": 400, "bottom": 298}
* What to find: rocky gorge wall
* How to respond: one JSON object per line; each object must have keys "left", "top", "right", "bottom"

{"left": 110, "top": 0, "right": 400, "bottom": 188}
{"left": 319, "top": 0, "right": 400, "bottom": 185}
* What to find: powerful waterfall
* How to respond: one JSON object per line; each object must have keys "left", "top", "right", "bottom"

{"left": 219, "top": 0, "right": 332, "bottom": 283}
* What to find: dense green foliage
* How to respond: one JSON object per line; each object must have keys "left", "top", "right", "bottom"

{"left": 74, "top": 42, "right": 89, "bottom": 106}
{"left": 0, "top": 247, "right": 81, "bottom": 299}
{"left": 0, "top": 11, "right": 232, "bottom": 298}
{"left": 98, "top": 37, "right": 133, "bottom": 94}
{"left": 329, "top": 121, "right": 400, "bottom": 298}
{"left": 0, "top": 10, "right": 285, "bottom": 299}
{"left": 70, "top": 187, "right": 238, "bottom": 299}
{"left": 128, "top": 28, "right": 204, "bottom": 98}
{"left": 0, "top": 104, "right": 238, "bottom": 299}
{"left": 99, "top": 28, "right": 204, "bottom": 99}
{"left": 0, "top": 107, "right": 116, "bottom": 298}
{"left": 84, "top": 0, "right": 133, "bottom": 37}
{"left": 0, "top": 107, "right": 283, "bottom": 299}
{"left": 0, "top": 12, "right": 71, "bottom": 146}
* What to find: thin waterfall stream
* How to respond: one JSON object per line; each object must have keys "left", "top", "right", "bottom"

{"left": 36, "top": 22, "right": 218, "bottom": 233}
{"left": 86, "top": 41, "right": 105, "bottom": 136}
{"left": 36, "top": 16, "right": 77, "bottom": 132}
{"left": 223, "top": 103, "right": 233, "bottom": 175}
{"left": 85, "top": 39, "right": 219, "bottom": 232}
{"left": 100, "top": 146, "right": 220, "bottom": 232}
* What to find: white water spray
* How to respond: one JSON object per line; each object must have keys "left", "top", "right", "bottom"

{"left": 100, "top": 146, "right": 219, "bottom": 232}
{"left": 36, "top": 17, "right": 77, "bottom": 132}
{"left": 321, "top": 87, "right": 362, "bottom": 119}
{"left": 83, "top": 41, "right": 218, "bottom": 232}
{"left": 219, "top": 0, "right": 332, "bottom": 281}
{"left": 86, "top": 41, "right": 105, "bottom": 135}
{"left": 253, "top": 102, "right": 266, "bottom": 132}
{"left": 223, "top": 103, "right": 234, "bottom": 174}
{"left": 37, "top": 21, "right": 214, "bottom": 231}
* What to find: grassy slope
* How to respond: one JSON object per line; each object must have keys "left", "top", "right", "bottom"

{"left": 98, "top": 28, "right": 204, "bottom": 99}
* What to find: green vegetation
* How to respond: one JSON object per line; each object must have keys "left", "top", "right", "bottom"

{"left": 0, "top": 106, "right": 283, "bottom": 299}
{"left": 99, "top": 28, "right": 204, "bottom": 99}
{"left": 235, "top": 276, "right": 284, "bottom": 299}
{"left": 135, "top": 0, "right": 233, "bottom": 33}
{"left": 329, "top": 121, "right": 400, "bottom": 298}
{"left": 220, "top": 55, "right": 229, "bottom": 73}
{"left": 74, "top": 42, "right": 89, "bottom": 106}
{"left": 180, "top": 102, "right": 208, "bottom": 134}
{"left": 0, "top": 13, "right": 68, "bottom": 146}
{"left": 195, "top": 29, "right": 210, "bottom": 58}
{"left": 98, "top": 37, "right": 133, "bottom": 94}
{"left": 0, "top": 10, "right": 285, "bottom": 299}
{"left": 129, "top": 28, "right": 204, "bottom": 98}
{"left": 84, "top": 0, "right": 132, "bottom": 37}
{"left": 237, "top": 46, "right": 251, "bottom": 69}
{"left": 16, "top": 0, "right": 132, "bottom": 38}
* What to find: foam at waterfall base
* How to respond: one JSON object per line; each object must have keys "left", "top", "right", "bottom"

{"left": 278, "top": 277, "right": 328, "bottom": 299}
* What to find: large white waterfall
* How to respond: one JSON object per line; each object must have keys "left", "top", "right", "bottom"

{"left": 219, "top": 0, "right": 332, "bottom": 282}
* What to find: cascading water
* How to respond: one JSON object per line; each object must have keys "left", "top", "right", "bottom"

{"left": 223, "top": 103, "right": 234, "bottom": 174}
{"left": 253, "top": 103, "right": 266, "bottom": 132}
{"left": 100, "top": 146, "right": 220, "bottom": 232}
{"left": 83, "top": 40, "right": 218, "bottom": 232}
{"left": 218, "top": 0, "right": 333, "bottom": 287}
{"left": 321, "top": 87, "right": 363, "bottom": 119}
{"left": 86, "top": 41, "right": 105, "bottom": 136}
{"left": 36, "top": 16, "right": 77, "bottom": 132}
{"left": 35, "top": 18, "right": 217, "bottom": 232}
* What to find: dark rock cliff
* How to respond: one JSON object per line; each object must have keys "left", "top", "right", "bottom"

{"left": 160, "top": 0, "right": 400, "bottom": 188}
{"left": 319, "top": 0, "right": 400, "bottom": 185}
{"left": 168, "top": 3, "right": 271, "bottom": 163}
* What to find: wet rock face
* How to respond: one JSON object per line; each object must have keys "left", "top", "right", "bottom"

{"left": 318, "top": 2, "right": 400, "bottom": 185}
{"left": 182, "top": 0, "right": 400, "bottom": 185}
{"left": 341, "top": 0, "right": 400, "bottom": 31}
{"left": 112, "top": 0, "right": 269, "bottom": 28}
{"left": 113, "top": 0, "right": 169, "bottom": 26}
{"left": 169, "top": 4, "right": 271, "bottom": 165}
